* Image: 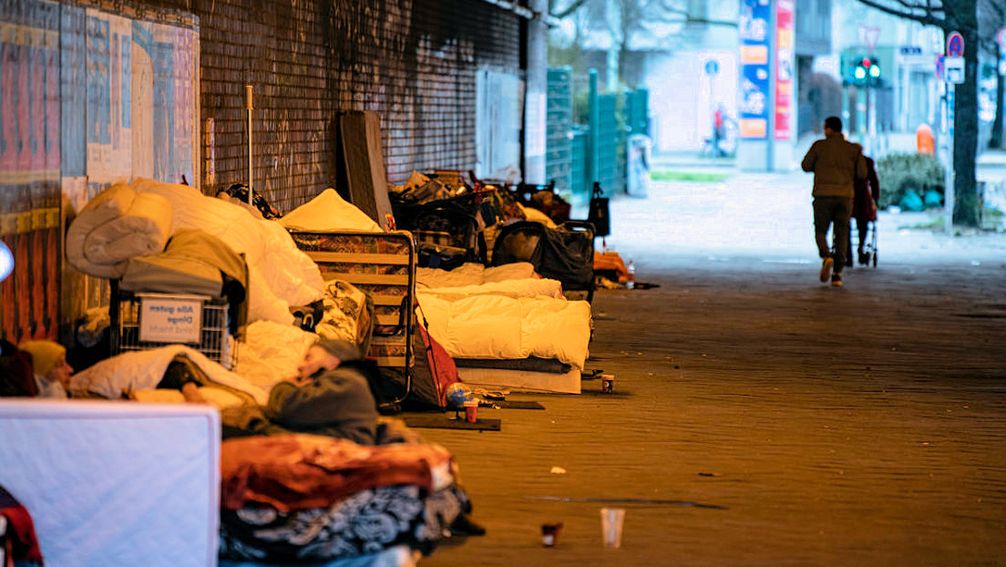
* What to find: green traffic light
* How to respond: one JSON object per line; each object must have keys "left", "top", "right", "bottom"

{"left": 869, "top": 65, "right": 880, "bottom": 78}
{"left": 854, "top": 67, "right": 866, "bottom": 80}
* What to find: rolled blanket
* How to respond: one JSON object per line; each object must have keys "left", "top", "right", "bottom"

{"left": 65, "top": 184, "right": 173, "bottom": 279}
{"left": 82, "top": 192, "right": 172, "bottom": 265}
{"left": 132, "top": 177, "right": 324, "bottom": 325}
{"left": 65, "top": 183, "right": 136, "bottom": 278}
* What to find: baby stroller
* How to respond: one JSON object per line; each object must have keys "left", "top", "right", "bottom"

{"left": 851, "top": 156, "right": 880, "bottom": 268}
{"left": 858, "top": 218, "right": 878, "bottom": 268}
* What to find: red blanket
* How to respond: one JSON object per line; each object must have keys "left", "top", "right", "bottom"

{"left": 220, "top": 434, "right": 452, "bottom": 512}
{"left": 1, "top": 485, "right": 44, "bottom": 565}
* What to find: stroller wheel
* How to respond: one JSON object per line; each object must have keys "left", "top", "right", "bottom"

{"left": 872, "top": 250, "right": 878, "bottom": 268}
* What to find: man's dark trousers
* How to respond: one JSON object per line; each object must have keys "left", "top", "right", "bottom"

{"left": 813, "top": 196, "right": 852, "bottom": 273}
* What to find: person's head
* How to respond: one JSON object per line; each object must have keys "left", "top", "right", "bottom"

{"left": 296, "top": 339, "right": 361, "bottom": 380}
{"left": 823, "top": 116, "right": 843, "bottom": 135}
{"left": 19, "top": 340, "right": 73, "bottom": 387}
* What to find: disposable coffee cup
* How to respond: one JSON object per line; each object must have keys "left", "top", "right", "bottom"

{"left": 541, "top": 522, "right": 562, "bottom": 547}
{"left": 600, "top": 507, "right": 625, "bottom": 548}
{"left": 600, "top": 374, "right": 615, "bottom": 394}
{"left": 464, "top": 400, "right": 479, "bottom": 423}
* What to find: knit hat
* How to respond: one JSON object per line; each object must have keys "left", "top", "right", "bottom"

{"left": 18, "top": 340, "right": 67, "bottom": 378}
{"left": 314, "top": 339, "right": 362, "bottom": 363}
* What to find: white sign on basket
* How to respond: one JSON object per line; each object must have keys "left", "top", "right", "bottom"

{"left": 139, "top": 295, "right": 204, "bottom": 344}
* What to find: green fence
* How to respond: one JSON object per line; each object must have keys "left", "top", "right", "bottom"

{"left": 570, "top": 126, "right": 589, "bottom": 200}
{"left": 544, "top": 67, "right": 648, "bottom": 204}
{"left": 625, "top": 88, "right": 649, "bottom": 136}
{"left": 593, "top": 86, "right": 626, "bottom": 195}
{"left": 546, "top": 67, "right": 574, "bottom": 201}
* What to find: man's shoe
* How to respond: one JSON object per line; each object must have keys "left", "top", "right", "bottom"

{"left": 820, "top": 257, "right": 834, "bottom": 282}
{"left": 831, "top": 274, "right": 843, "bottom": 287}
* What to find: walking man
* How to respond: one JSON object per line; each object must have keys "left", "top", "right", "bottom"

{"left": 801, "top": 116, "right": 866, "bottom": 287}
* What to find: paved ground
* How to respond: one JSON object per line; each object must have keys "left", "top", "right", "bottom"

{"left": 420, "top": 171, "right": 1006, "bottom": 566}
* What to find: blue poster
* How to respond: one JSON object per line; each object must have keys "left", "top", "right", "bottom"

{"left": 739, "top": 0, "right": 771, "bottom": 139}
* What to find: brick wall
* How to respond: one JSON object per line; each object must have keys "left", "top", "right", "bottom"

{"left": 126, "top": 0, "right": 524, "bottom": 211}
{"left": 1, "top": 0, "right": 524, "bottom": 341}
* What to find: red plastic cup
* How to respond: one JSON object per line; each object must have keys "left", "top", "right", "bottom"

{"left": 464, "top": 400, "right": 478, "bottom": 423}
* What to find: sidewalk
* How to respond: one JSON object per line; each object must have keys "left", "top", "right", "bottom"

{"left": 422, "top": 171, "right": 1006, "bottom": 565}
{"left": 605, "top": 169, "right": 1006, "bottom": 270}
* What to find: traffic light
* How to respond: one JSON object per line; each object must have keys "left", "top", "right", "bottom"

{"left": 853, "top": 56, "right": 882, "bottom": 87}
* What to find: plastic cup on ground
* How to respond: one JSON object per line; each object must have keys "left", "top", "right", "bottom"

{"left": 600, "top": 508, "right": 625, "bottom": 548}
{"left": 464, "top": 400, "right": 479, "bottom": 423}
{"left": 541, "top": 522, "right": 562, "bottom": 547}
{"left": 600, "top": 374, "right": 615, "bottom": 394}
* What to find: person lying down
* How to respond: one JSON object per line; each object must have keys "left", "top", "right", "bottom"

{"left": 156, "top": 339, "right": 380, "bottom": 445}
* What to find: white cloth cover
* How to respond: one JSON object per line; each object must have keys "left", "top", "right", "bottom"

{"left": 65, "top": 183, "right": 173, "bottom": 279}
{"left": 279, "top": 188, "right": 382, "bottom": 232}
{"left": 0, "top": 400, "right": 220, "bottom": 567}
{"left": 69, "top": 345, "right": 269, "bottom": 406}
{"left": 418, "top": 278, "right": 562, "bottom": 299}
{"left": 233, "top": 320, "right": 318, "bottom": 390}
{"left": 131, "top": 178, "right": 324, "bottom": 325}
{"left": 83, "top": 192, "right": 173, "bottom": 264}
{"left": 417, "top": 262, "right": 538, "bottom": 288}
{"left": 417, "top": 293, "right": 591, "bottom": 369}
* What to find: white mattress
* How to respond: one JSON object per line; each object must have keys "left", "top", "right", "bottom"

{"left": 458, "top": 366, "right": 581, "bottom": 394}
{"left": 0, "top": 400, "right": 220, "bottom": 566}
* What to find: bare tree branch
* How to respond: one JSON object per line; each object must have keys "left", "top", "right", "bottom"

{"left": 893, "top": 0, "right": 943, "bottom": 13}
{"left": 552, "top": 0, "right": 590, "bottom": 19}
{"left": 855, "top": 0, "right": 947, "bottom": 28}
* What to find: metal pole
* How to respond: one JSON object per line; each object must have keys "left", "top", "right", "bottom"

{"left": 766, "top": 0, "right": 776, "bottom": 171}
{"left": 588, "top": 70, "right": 599, "bottom": 186}
{"left": 944, "top": 83, "right": 955, "bottom": 234}
{"left": 245, "top": 84, "right": 254, "bottom": 205}
{"left": 867, "top": 86, "right": 876, "bottom": 155}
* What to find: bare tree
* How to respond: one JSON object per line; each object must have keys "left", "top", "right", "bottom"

{"left": 979, "top": 0, "right": 1004, "bottom": 148}
{"left": 856, "top": 0, "right": 981, "bottom": 226}
{"left": 550, "top": 0, "right": 734, "bottom": 88}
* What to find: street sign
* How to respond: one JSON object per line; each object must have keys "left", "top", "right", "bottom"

{"left": 945, "top": 56, "right": 965, "bottom": 84}
{"left": 997, "top": 26, "right": 1006, "bottom": 49}
{"left": 704, "top": 60, "right": 720, "bottom": 76}
{"left": 946, "top": 31, "right": 964, "bottom": 57}
{"left": 859, "top": 25, "right": 880, "bottom": 52}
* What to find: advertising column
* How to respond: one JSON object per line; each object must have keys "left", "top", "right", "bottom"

{"left": 737, "top": 0, "right": 796, "bottom": 171}
{"left": 737, "top": 0, "right": 771, "bottom": 170}
{"left": 773, "top": 0, "right": 795, "bottom": 169}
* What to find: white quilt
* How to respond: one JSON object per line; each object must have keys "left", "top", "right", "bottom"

{"left": 65, "top": 183, "right": 173, "bottom": 279}
{"left": 279, "top": 188, "right": 382, "bottom": 232}
{"left": 417, "top": 262, "right": 538, "bottom": 288}
{"left": 419, "top": 278, "right": 562, "bottom": 300}
{"left": 69, "top": 345, "right": 269, "bottom": 406}
{"left": 417, "top": 293, "right": 591, "bottom": 369}
{"left": 131, "top": 178, "right": 324, "bottom": 324}
{"left": 233, "top": 320, "right": 318, "bottom": 390}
